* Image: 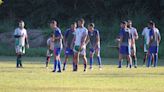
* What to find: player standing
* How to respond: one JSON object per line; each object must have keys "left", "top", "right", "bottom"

{"left": 14, "top": 20, "right": 29, "bottom": 68}
{"left": 127, "top": 20, "right": 138, "bottom": 68}
{"left": 63, "top": 22, "right": 77, "bottom": 71}
{"left": 87, "top": 23, "right": 102, "bottom": 70}
{"left": 50, "top": 20, "right": 63, "bottom": 72}
{"left": 147, "top": 21, "right": 161, "bottom": 67}
{"left": 73, "top": 18, "right": 88, "bottom": 72}
{"left": 45, "top": 33, "right": 54, "bottom": 68}
{"left": 118, "top": 21, "right": 132, "bottom": 68}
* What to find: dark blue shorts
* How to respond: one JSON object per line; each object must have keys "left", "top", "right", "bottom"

{"left": 119, "top": 46, "right": 131, "bottom": 55}
{"left": 149, "top": 46, "right": 158, "bottom": 54}
{"left": 54, "top": 48, "right": 62, "bottom": 56}
{"left": 65, "top": 48, "right": 73, "bottom": 55}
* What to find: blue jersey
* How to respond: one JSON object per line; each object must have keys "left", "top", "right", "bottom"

{"left": 119, "top": 28, "right": 131, "bottom": 46}
{"left": 53, "top": 27, "right": 63, "bottom": 48}
{"left": 64, "top": 28, "right": 75, "bottom": 48}
{"left": 149, "top": 28, "right": 161, "bottom": 47}
{"left": 88, "top": 29, "right": 100, "bottom": 48}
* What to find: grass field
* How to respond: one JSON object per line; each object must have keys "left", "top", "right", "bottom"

{"left": 0, "top": 56, "right": 164, "bottom": 92}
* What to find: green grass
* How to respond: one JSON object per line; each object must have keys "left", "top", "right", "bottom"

{"left": 0, "top": 56, "right": 164, "bottom": 92}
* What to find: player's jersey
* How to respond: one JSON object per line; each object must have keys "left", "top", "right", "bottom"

{"left": 142, "top": 27, "right": 150, "bottom": 45}
{"left": 14, "top": 28, "right": 27, "bottom": 46}
{"left": 53, "top": 27, "right": 63, "bottom": 48}
{"left": 149, "top": 27, "right": 161, "bottom": 47}
{"left": 88, "top": 29, "right": 100, "bottom": 48}
{"left": 129, "top": 27, "right": 138, "bottom": 42}
{"left": 47, "top": 38, "right": 54, "bottom": 50}
{"left": 119, "top": 28, "right": 131, "bottom": 46}
{"left": 64, "top": 28, "right": 75, "bottom": 48}
{"left": 74, "top": 27, "right": 88, "bottom": 46}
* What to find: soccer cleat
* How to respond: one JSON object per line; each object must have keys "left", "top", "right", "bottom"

{"left": 84, "top": 69, "right": 87, "bottom": 72}
{"left": 117, "top": 66, "right": 122, "bottom": 68}
{"left": 57, "top": 70, "right": 62, "bottom": 73}
{"left": 52, "top": 70, "right": 56, "bottom": 72}
{"left": 134, "top": 65, "right": 137, "bottom": 68}
{"left": 89, "top": 67, "right": 93, "bottom": 70}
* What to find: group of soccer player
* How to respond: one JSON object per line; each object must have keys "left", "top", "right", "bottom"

{"left": 117, "top": 20, "right": 161, "bottom": 68}
{"left": 13, "top": 18, "right": 161, "bottom": 73}
{"left": 45, "top": 18, "right": 102, "bottom": 72}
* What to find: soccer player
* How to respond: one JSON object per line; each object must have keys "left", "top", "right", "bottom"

{"left": 50, "top": 20, "right": 63, "bottom": 73}
{"left": 14, "top": 20, "right": 29, "bottom": 68}
{"left": 147, "top": 21, "right": 161, "bottom": 67}
{"left": 127, "top": 20, "right": 138, "bottom": 68}
{"left": 45, "top": 33, "right": 54, "bottom": 68}
{"left": 63, "top": 22, "right": 77, "bottom": 71}
{"left": 142, "top": 23, "right": 151, "bottom": 65}
{"left": 87, "top": 23, "right": 102, "bottom": 70}
{"left": 73, "top": 18, "right": 88, "bottom": 72}
{"left": 118, "top": 21, "right": 132, "bottom": 68}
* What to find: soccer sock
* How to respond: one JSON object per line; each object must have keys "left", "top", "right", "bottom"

{"left": 133, "top": 56, "right": 137, "bottom": 66}
{"left": 54, "top": 60, "right": 58, "bottom": 71}
{"left": 16, "top": 56, "right": 19, "bottom": 67}
{"left": 97, "top": 56, "right": 102, "bottom": 67}
{"left": 90, "top": 57, "right": 93, "bottom": 68}
{"left": 63, "top": 62, "right": 66, "bottom": 70}
{"left": 46, "top": 57, "right": 50, "bottom": 67}
{"left": 118, "top": 61, "right": 122, "bottom": 68}
{"left": 84, "top": 64, "right": 87, "bottom": 69}
{"left": 147, "top": 54, "right": 152, "bottom": 67}
{"left": 19, "top": 55, "right": 22, "bottom": 67}
{"left": 126, "top": 61, "right": 129, "bottom": 67}
{"left": 154, "top": 54, "right": 158, "bottom": 67}
{"left": 58, "top": 60, "right": 61, "bottom": 71}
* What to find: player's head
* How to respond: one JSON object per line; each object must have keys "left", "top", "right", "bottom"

{"left": 50, "top": 20, "right": 57, "bottom": 29}
{"left": 127, "top": 20, "right": 132, "bottom": 28}
{"left": 71, "top": 22, "right": 77, "bottom": 31}
{"left": 88, "top": 23, "right": 95, "bottom": 32}
{"left": 18, "top": 20, "right": 25, "bottom": 29}
{"left": 148, "top": 21, "right": 155, "bottom": 28}
{"left": 120, "top": 21, "right": 127, "bottom": 28}
{"left": 77, "top": 18, "right": 85, "bottom": 27}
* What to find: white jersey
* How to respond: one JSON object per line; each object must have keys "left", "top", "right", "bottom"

{"left": 74, "top": 27, "right": 88, "bottom": 46}
{"left": 142, "top": 27, "right": 150, "bottom": 45}
{"left": 47, "top": 38, "right": 54, "bottom": 50}
{"left": 129, "top": 27, "right": 138, "bottom": 40}
{"left": 14, "top": 28, "right": 27, "bottom": 46}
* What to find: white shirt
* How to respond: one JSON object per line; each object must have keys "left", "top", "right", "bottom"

{"left": 74, "top": 27, "right": 88, "bottom": 46}
{"left": 47, "top": 38, "right": 54, "bottom": 50}
{"left": 14, "top": 28, "right": 27, "bottom": 46}
{"left": 142, "top": 27, "right": 150, "bottom": 45}
{"left": 129, "top": 27, "right": 138, "bottom": 39}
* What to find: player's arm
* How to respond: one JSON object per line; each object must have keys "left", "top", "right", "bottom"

{"left": 158, "top": 31, "right": 161, "bottom": 44}
{"left": 25, "top": 30, "right": 29, "bottom": 48}
{"left": 135, "top": 29, "right": 139, "bottom": 40}
{"left": 14, "top": 29, "right": 21, "bottom": 38}
{"left": 80, "top": 32, "right": 88, "bottom": 48}
{"left": 94, "top": 31, "right": 100, "bottom": 49}
{"left": 85, "top": 35, "right": 90, "bottom": 45}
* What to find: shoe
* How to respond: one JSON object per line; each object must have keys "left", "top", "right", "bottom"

{"left": 134, "top": 65, "right": 137, "bottom": 68}
{"left": 57, "top": 70, "right": 62, "bottom": 73}
{"left": 52, "top": 70, "right": 56, "bottom": 72}
{"left": 84, "top": 69, "right": 87, "bottom": 72}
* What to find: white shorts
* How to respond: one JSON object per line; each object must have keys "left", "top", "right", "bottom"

{"left": 15, "top": 45, "right": 25, "bottom": 54}
{"left": 144, "top": 44, "right": 149, "bottom": 53}
{"left": 73, "top": 44, "right": 86, "bottom": 55}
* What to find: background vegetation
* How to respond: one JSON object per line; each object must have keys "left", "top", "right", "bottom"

{"left": 0, "top": 0, "right": 163, "bottom": 58}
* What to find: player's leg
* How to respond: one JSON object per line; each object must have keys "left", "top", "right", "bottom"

{"left": 52, "top": 48, "right": 58, "bottom": 72}
{"left": 81, "top": 48, "right": 87, "bottom": 72}
{"left": 132, "top": 46, "right": 137, "bottom": 68}
{"left": 153, "top": 46, "right": 158, "bottom": 67}
{"left": 95, "top": 48, "right": 102, "bottom": 70}
{"left": 56, "top": 48, "right": 62, "bottom": 72}
{"left": 89, "top": 48, "right": 94, "bottom": 69}
{"left": 63, "top": 48, "right": 69, "bottom": 71}
{"left": 118, "top": 53, "right": 123, "bottom": 68}
{"left": 46, "top": 50, "right": 50, "bottom": 68}
{"left": 73, "top": 52, "right": 79, "bottom": 71}
{"left": 127, "top": 55, "right": 132, "bottom": 68}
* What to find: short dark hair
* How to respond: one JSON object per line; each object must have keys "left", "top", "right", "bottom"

{"left": 71, "top": 22, "right": 77, "bottom": 25}
{"left": 88, "top": 23, "right": 95, "bottom": 27}
{"left": 78, "top": 18, "right": 85, "bottom": 23}
{"left": 121, "top": 21, "right": 127, "bottom": 25}
{"left": 50, "top": 20, "right": 57, "bottom": 24}
{"left": 148, "top": 20, "right": 155, "bottom": 26}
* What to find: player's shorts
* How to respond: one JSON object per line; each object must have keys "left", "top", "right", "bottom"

{"left": 119, "top": 45, "right": 131, "bottom": 55}
{"left": 65, "top": 48, "right": 73, "bottom": 56}
{"left": 131, "top": 44, "right": 136, "bottom": 55}
{"left": 90, "top": 48, "right": 100, "bottom": 56}
{"left": 149, "top": 46, "right": 158, "bottom": 54}
{"left": 144, "top": 44, "right": 149, "bottom": 53}
{"left": 54, "top": 48, "right": 62, "bottom": 56}
{"left": 15, "top": 45, "right": 25, "bottom": 54}
{"left": 73, "top": 45, "right": 86, "bottom": 55}
{"left": 46, "top": 49, "right": 53, "bottom": 57}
